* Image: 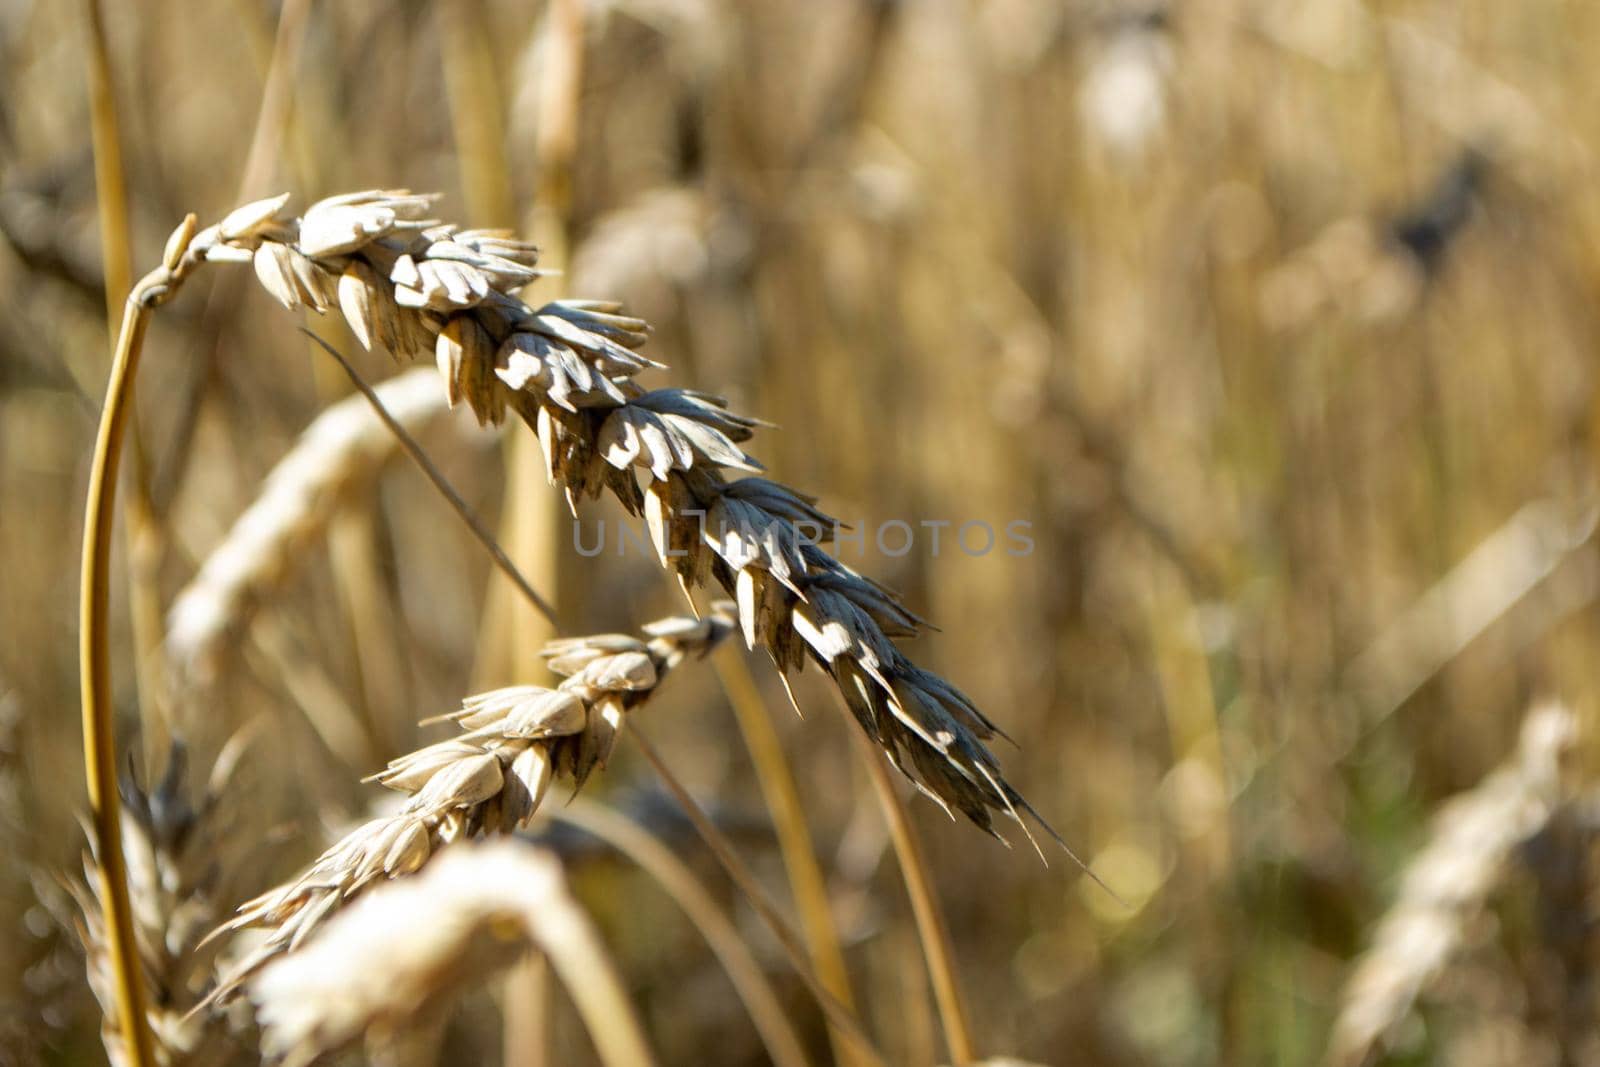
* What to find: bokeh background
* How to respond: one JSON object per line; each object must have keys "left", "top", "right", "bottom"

{"left": 4, "top": 0, "right": 1600, "bottom": 1064}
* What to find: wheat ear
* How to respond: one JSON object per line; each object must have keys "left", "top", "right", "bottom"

{"left": 245, "top": 840, "right": 652, "bottom": 1067}
{"left": 202, "top": 604, "right": 737, "bottom": 1001}
{"left": 165, "top": 366, "right": 449, "bottom": 689}
{"left": 108, "top": 190, "right": 1047, "bottom": 845}
{"left": 1325, "top": 703, "right": 1576, "bottom": 1066}
{"left": 67, "top": 740, "right": 252, "bottom": 1067}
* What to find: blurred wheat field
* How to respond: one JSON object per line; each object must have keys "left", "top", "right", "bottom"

{"left": 5, "top": 0, "right": 1600, "bottom": 1064}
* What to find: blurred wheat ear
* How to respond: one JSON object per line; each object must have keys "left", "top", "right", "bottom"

{"left": 165, "top": 366, "right": 448, "bottom": 693}
{"left": 245, "top": 840, "right": 651, "bottom": 1067}
{"left": 1326, "top": 703, "right": 1578, "bottom": 1067}
{"left": 64, "top": 737, "right": 254, "bottom": 1067}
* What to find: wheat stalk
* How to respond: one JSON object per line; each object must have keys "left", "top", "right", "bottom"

{"left": 201, "top": 603, "right": 737, "bottom": 1001}
{"left": 1325, "top": 703, "right": 1577, "bottom": 1066}
{"left": 245, "top": 839, "right": 653, "bottom": 1067}
{"left": 165, "top": 366, "right": 449, "bottom": 690}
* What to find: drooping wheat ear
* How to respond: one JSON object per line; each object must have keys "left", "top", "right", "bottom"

{"left": 155, "top": 189, "right": 1049, "bottom": 846}
{"left": 164, "top": 366, "right": 449, "bottom": 690}
{"left": 245, "top": 839, "right": 653, "bottom": 1067}
{"left": 202, "top": 603, "right": 737, "bottom": 1002}
{"left": 67, "top": 740, "right": 252, "bottom": 1067}
{"left": 1325, "top": 703, "right": 1577, "bottom": 1067}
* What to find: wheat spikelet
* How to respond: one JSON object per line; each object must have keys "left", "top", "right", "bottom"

{"left": 202, "top": 603, "right": 737, "bottom": 1002}
{"left": 145, "top": 189, "right": 1050, "bottom": 847}
{"left": 1325, "top": 703, "right": 1577, "bottom": 1067}
{"left": 67, "top": 741, "right": 252, "bottom": 1067}
{"left": 165, "top": 366, "right": 448, "bottom": 689}
{"left": 245, "top": 840, "right": 650, "bottom": 1067}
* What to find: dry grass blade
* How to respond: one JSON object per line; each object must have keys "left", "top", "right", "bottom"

{"left": 202, "top": 604, "right": 738, "bottom": 1001}
{"left": 1325, "top": 703, "right": 1578, "bottom": 1066}
{"left": 1343, "top": 498, "right": 1598, "bottom": 724}
{"left": 852, "top": 727, "right": 974, "bottom": 1064}
{"left": 165, "top": 366, "right": 448, "bottom": 689}
{"left": 247, "top": 839, "right": 653, "bottom": 1067}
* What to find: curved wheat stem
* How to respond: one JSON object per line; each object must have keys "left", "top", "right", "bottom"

{"left": 80, "top": 225, "right": 203, "bottom": 1067}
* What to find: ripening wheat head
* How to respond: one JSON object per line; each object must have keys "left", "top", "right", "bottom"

{"left": 153, "top": 189, "right": 1054, "bottom": 848}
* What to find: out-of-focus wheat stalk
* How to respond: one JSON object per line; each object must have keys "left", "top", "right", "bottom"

{"left": 1344, "top": 498, "right": 1598, "bottom": 724}
{"left": 1325, "top": 703, "right": 1578, "bottom": 1066}
{"left": 713, "top": 646, "right": 866, "bottom": 1065}
{"left": 164, "top": 367, "right": 448, "bottom": 692}
{"left": 204, "top": 605, "right": 737, "bottom": 998}
{"left": 628, "top": 727, "right": 886, "bottom": 1067}
{"left": 80, "top": 0, "right": 172, "bottom": 774}
{"left": 553, "top": 797, "right": 810, "bottom": 1067}
{"left": 246, "top": 840, "right": 653, "bottom": 1067}
{"left": 851, "top": 721, "right": 974, "bottom": 1064}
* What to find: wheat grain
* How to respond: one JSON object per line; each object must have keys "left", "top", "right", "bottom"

{"left": 165, "top": 366, "right": 448, "bottom": 689}
{"left": 1325, "top": 703, "right": 1577, "bottom": 1067}
{"left": 202, "top": 603, "right": 737, "bottom": 1002}
{"left": 245, "top": 839, "right": 652, "bottom": 1067}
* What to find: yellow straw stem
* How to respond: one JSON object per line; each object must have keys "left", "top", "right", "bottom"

{"left": 714, "top": 646, "right": 869, "bottom": 1066}
{"left": 849, "top": 722, "right": 977, "bottom": 1064}
{"left": 79, "top": 289, "right": 158, "bottom": 1067}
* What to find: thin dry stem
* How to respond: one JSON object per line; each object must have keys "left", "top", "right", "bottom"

{"left": 854, "top": 726, "right": 975, "bottom": 1064}
{"left": 554, "top": 798, "right": 811, "bottom": 1067}
{"left": 302, "top": 332, "right": 558, "bottom": 626}
{"left": 81, "top": 0, "right": 171, "bottom": 767}
{"left": 630, "top": 728, "right": 888, "bottom": 1067}
{"left": 714, "top": 645, "right": 865, "bottom": 1066}
{"left": 80, "top": 271, "right": 171, "bottom": 1067}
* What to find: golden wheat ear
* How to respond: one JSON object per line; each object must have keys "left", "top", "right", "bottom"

{"left": 200, "top": 603, "right": 740, "bottom": 1000}
{"left": 132, "top": 188, "right": 1050, "bottom": 847}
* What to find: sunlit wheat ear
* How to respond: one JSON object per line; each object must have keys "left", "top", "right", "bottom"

{"left": 66, "top": 737, "right": 253, "bottom": 1067}
{"left": 165, "top": 367, "right": 448, "bottom": 690}
{"left": 246, "top": 840, "right": 652, "bottom": 1067}
{"left": 1325, "top": 703, "right": 1576, "bottom": 1067}
{"left": 166, "top": 188, "right": 1050, "bottom": 848}
{"left": 200, "top": 603, "right": 738, "bottom": 1004}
